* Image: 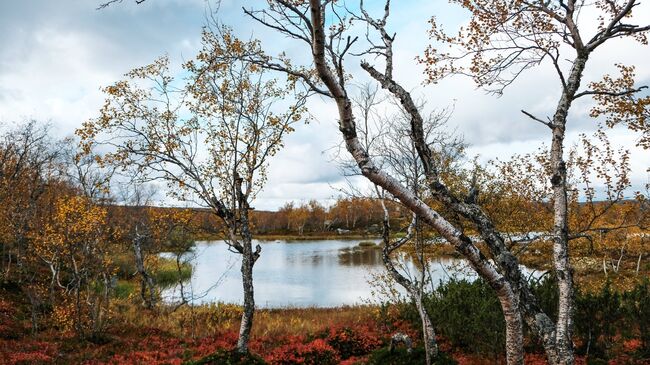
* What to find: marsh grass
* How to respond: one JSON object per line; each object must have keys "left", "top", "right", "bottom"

{"left": 153, "top": 257, "right": 192, "bottom": 288}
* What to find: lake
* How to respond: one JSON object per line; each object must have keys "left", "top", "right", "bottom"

{"left": 161, "top": 239, "right": 540, "bottom": 308}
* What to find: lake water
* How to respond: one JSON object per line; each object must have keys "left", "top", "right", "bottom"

{"left": 162, "top": 239, "right": 540, "bottom": 308}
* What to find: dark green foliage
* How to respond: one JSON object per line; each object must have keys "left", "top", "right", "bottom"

{"left": 530, "top": 274, "right": 559, "bottom": 321}
{"left": 397, "top": 277, "right": 650, "bottom": 361}
{"left": 415, "top": 278, "right": 505, "bottom": 358}
{"left": 622, "top": 279, "right": 650, "bottom": 357}
{"left": 574, "top": 281, "right": 622, "bottom": 359}
{"left": 186, "top": 349, "right": 267, "bottom": 365}
{"left": 366, "top": 347, "right": 457, "bottom": 365}
{"left": 113, "top": 280, "right": 137, "bottom": 299}
{"left": 585, "top": 357, "right": 608, "bottom": 365}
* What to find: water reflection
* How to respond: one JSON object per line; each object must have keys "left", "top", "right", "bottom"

{"left": 338, "top": 245, "right": 383, "bottom": 266}
{"left": 162, "top": 240, "right": 539, "bottom": 308}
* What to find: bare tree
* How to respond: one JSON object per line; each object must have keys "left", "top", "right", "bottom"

{"left": 340, "top": 83, "right": 462, "bottom": 365}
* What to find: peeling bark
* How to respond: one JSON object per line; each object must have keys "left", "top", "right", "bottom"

{"left": 548, "top": 54, "right": 588, "bottom": 365}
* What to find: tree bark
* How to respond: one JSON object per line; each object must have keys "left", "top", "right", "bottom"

{"left": 307, "top": 2, "right": 525, "bottom": 363}
{"left": 548, "top": 54, "right": 588, "bottom": 365}
{"left": 236, "top": 234, "right": 255, "bottom": 353}
{"left": 234, "top": 178, "right": 260, "bottom": 353}
{"left": 133, "top": 231, "right": 156, "bottom": 309}
{"left": 413, "top": 291, "right": 438, "bottom": 365}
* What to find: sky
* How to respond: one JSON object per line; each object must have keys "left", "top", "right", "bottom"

{"left": 0, "top": 0, "right": 648, "bottom": 210}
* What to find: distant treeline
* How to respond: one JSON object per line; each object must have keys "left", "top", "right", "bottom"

{"left": 119, "top": 198, "right": 411, "bottom": 238}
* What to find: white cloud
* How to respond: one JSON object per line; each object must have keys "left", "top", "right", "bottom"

{"left": 0, "top": 0, "right": 648, "bottom": 210}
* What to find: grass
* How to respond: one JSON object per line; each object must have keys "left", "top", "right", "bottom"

{"left": 114, "top": 280, "right": 138, "bottom": 299}
{"left": 114, "top": 302, "right": 381, "bottom": 340}
{"left": 153, "top": 257, "right": 193, "bottom": 288}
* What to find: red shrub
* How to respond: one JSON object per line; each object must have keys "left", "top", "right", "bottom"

{"left": 323, "top": 326, "right": 382, "bottom": 359}
{"left": 266, "top": 338, "right": 340, "bottom": 365}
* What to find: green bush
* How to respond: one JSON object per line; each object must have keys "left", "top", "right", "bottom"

{"left": 366, "top": 347, "right": 457, "bottom": 365}
{"left": 574, "top": 281, "right": 622, "bottom": 359}
{"left": 424, "top": 278, "right": 505, "bottom": 358}
{"left": 397, "top": 276, "right": 650, "bottom": 361}
{"left": 113, "top": 280, "right": 137, "bottom": 299}
{"left": 186, "top": 349, "right": 267, "bottom": 365}
{"left": 622, "top": 279, "right": 650, "bottom": 357}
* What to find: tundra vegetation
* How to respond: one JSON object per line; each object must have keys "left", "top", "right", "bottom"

{"left": 0, "top": 0, "right": 649, "bottom": 364}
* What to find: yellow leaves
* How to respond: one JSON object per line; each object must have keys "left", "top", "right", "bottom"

{"left": 40, "top": 195, "right": 109, "bottom": 250}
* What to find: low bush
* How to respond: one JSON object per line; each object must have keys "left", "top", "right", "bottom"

{"left": 366, "top": 346, "right": 457, "bottom": 365}
{"left": 622, "top": 279, "right": 650, "bottom": 357}
{"left": 320, "top": 326, "right": 382, "bottom": 359}
{"left": 266, "top": 338, "right": 339, "bottom": 365}
{"left": 397, "top": 276, "right": 650, "bottom": 362}
{"left": 113, "top": 280, "right": 137, "bottom": 299}
{"left": 188, "top": 349, "right": 267, "bottom": 365}
{"left": 153, "top": 257, "right": 192, "bottom": 288}
{"left": 410, "top": 278, "right": 505, "bottom": 358}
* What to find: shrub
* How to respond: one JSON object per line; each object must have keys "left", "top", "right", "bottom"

{"left": 419, "top": 279, "right": 505, "bottom": 358}
{"left": 621, "top": 279, "right": 650, "bottom": 357}
{"left": 113, "top": 280, "right": 137, "bottom": 299}
{"left": 321, "top": 326, "right": 382, "bottom": 359}
{"left": 188, "top": 349, "right": 267, "bottom": 365}
{"left": 398, "top": 276, "right": 650, "bottom": 361}
{"left": 366, "top": 346, "right": 457, "bottom": 365}
{"left": 266, "top": 338, "right": 339, "bottom": 365}
{"left": 153, "top": 257, "right": 192, "bottom": 288}
{"left": 574, "top": 281, "right": 623, "bottom": 359}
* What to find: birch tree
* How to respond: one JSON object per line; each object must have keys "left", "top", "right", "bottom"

{"left": 77, "top": 28, "right": 307, "bottom": 352}
{"left": 239, "top": 1, "right": 646, "bottom": 363}
{"left": 420, "top": 1, "right": 650, "bottom": 362}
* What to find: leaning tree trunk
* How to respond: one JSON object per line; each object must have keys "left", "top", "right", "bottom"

{"left": 304, "top": 2, "right": 527, "bottom": 363}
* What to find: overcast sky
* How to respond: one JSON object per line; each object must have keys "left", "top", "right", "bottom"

{"left": 1, "top": 0, "right": 648, "bottom": 210}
